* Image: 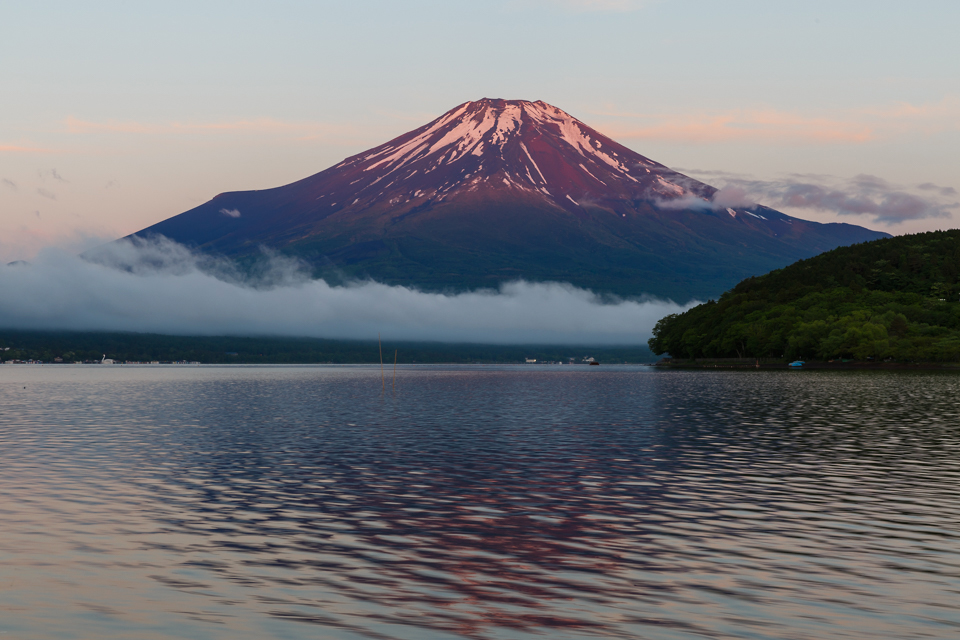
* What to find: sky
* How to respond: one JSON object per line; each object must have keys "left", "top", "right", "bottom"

{"left": 1, "top": 0, "right": 958, "bottom": 262}
{"left": 0, "top": 0, "right": 958, "bottom": 344}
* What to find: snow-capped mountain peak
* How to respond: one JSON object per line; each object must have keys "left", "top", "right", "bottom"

{"left": 129, "top": 97, "right": 890, "bottom": 300}
{"left": 312, "top": 98, "right": 713, "bottom": 213}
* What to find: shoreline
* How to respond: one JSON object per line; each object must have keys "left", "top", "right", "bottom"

{"left": 655, "top": 358, "right": 960, "bottom": 371}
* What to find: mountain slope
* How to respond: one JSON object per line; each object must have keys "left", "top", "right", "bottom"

{"left": 129, "top": 98, "right": 888, "bottom": 300}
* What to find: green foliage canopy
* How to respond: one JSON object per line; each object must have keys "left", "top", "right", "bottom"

{"left": 648, "top": 230, "right": 960, "bottom": 362}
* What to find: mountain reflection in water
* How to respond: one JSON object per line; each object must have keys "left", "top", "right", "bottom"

{"left": 1, "top": 365, "right": 959, "bottom": 640}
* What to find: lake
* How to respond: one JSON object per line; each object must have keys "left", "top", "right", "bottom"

{"left": 1, "top": 365, "right": 958, "bottom": 639}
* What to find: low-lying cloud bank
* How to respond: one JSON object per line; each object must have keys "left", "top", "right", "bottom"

{"left": 0, "top": 238, "right": 692, "bottom": 345}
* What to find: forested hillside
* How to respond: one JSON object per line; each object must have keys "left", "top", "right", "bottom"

{"left": 649, "top": 230, "right": 960, "bottom": 361}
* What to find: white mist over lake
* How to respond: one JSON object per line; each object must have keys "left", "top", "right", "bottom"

{"left": 0, "top": 238, "right": 694, "bottom": 345}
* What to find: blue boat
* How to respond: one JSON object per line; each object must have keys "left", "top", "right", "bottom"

{"left": 788, "top": 361, "right": 805, "bottom": 368}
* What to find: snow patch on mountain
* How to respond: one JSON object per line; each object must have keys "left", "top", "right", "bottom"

{"left": 307, "top": 98, "right": 727, "bottom": 215}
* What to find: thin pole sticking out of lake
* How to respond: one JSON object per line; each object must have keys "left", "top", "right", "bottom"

{"left": 393, "top": 349, "right": 397, "bottom": 392}
{"left": 379, "top": 333, "right": 385, "bottom": 393}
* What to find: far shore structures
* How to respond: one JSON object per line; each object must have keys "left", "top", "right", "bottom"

{"left": 95, "top": 358, "right": 196, "bottom": 365}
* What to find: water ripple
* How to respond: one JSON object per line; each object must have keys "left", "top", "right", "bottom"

{"left": 1, "top": 366, "right": 959, "bottom": 639}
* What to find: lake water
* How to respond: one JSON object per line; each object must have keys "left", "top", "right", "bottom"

{"left": 1, "top": 365, "right": 958, "bottom": 640}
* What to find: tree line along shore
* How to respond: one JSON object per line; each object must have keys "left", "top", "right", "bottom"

{"left": 649, "top": 230, "right": 960, "bottom": 364}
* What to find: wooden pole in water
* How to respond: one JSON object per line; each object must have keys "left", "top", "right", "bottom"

{"left": 393, "top": 349, "right": 397, "bottom": 391}
{"left": 379, "top": 333, "right": 384, "bottom": 393}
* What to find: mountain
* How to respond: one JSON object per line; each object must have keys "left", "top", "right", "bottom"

{"left": 128, "top": 98, "right": 888, "bottom": 301}
{"left": 648, "top": 230, "right": 960, "bottom": 362}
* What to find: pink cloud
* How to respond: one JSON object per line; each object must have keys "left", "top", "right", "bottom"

{"left": 859, "top": 96, "right": 960, "bottom": 136}
{"left": 0, "top": 143, "right": 57, "bottom": 154}
{"left": 63, "top": 115, "right": 319, "bottom": 135}
{"left": 592, "top": 96, "right": 960, "bottom": 145}
{"left": 62, "top": 115, "right": 380, "bottom": 147}
{"left": 596, "top": 109, "right": 873, "bottom": 144}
